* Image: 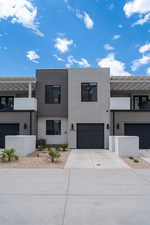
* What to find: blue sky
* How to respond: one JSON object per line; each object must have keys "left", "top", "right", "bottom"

{"left": 0, "top": 0, "right": 149, "bottom": 76}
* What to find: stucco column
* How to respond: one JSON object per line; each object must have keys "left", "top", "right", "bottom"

{"left": 28, "top": 82, "right": 32, "bottom": 98}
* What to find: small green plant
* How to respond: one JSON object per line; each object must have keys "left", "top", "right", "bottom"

{"left": 0, "top": 149, "right": 19, "bottom": 162}
{"left": 133, "top": 159, "right": 139, "bottom": 163}
{"left": 128, "top": 156, "right": 134, "bottom": 160}
{"left": 59, "top": 144, "right": 68, "bottom": 151}
{"left": 48, "top": 147, "right": 61, "bottom": 163}
{"left": 37, "top": 145, "right": 44, "bottom": 151}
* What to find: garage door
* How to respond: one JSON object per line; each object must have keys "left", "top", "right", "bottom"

{"left": 77, "top": 123, "right": 104, "bottom": 149}
{"left": 125, "top": 124, "right": 150, "bottom": 149}
{"left": 0, "top": 124, "right": 19, "bottom": 148}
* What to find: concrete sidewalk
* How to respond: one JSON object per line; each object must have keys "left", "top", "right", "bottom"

{"left": 0, "top": 168, "right": 150, "bottom": 225}
{"left": 65, "top": 149, "right": 129, "bottom": 168}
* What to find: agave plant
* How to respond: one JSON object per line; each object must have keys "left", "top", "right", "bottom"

{"left": 0, "top": 149, "right": 19, "bottom": 162}
{"left": 59, "top": 144, "right": 68, "bottom": 151}
{"left": 48, "top": 147, "right": 61, "bottom": 163}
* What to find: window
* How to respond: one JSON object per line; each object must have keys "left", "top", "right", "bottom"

{"left": 81, "top": 83, "right": 97, "bottom": 102}
{"left": 133, "top": 96, "right": 148, "bottom": 110}
{"left": 45, "top": 85, "right": 61, "bottom": 104}
{"left": 0, "top": 96, "right": 14, "bottom": 111}
{"left": 46, "top": 120, "right": 61, "bottom": 135}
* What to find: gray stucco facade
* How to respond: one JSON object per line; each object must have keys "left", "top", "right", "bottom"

{"left": 1, "top": 70, "right": 150, "bottom": 149}
{"left": 68, "top": 68, "right": 110, "bottom": 149}
{"left": 0, "top": 111, "right": 37, "bottom": 135}
{"left": 111, "top": 111, "right": 150, "bottom": 136}
{"left": 36, "top": 69, "right": 68, "bottom": 117}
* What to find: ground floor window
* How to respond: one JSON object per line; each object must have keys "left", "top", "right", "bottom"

{"left": 46, "top": 120, "right": 61, "bottom": 135}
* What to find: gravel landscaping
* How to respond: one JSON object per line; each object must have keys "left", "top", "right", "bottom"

{"left": 0, "top": 149, "right": 70, "bottom": 168}
{"left": 122, "top": 156, "right": 150, "bottom": 169}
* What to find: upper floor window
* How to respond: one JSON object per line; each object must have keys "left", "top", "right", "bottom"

{"left": 46, "top": 120, "right": 61, "bottom": 135}
{"left": 81, "top": 83, "right": 97, "bottom": 102}
{"left": 133, "top": 96, "right": 149, "bottom": 110}
{"left": 45, "top": 85, "right": 61, "bottom": 104}
{"left": 0, "top": 96, "right": 14, "bottom": 111}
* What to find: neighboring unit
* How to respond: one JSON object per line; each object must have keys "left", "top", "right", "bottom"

{"left": 1, "top": 69, "right": 150, "bottom": 149}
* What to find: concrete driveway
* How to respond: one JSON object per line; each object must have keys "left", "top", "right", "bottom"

{"left": 1, "top": 168, "right": 150, "bottom": 225}
{"left": 65, "top": 149, "right": 129, "bottom": 168}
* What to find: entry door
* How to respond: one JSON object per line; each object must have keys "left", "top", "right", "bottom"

{"left": 77, "top": 123, "right": 104, "bottom": 149}
{"left": 0, "top": 124, "right": 19, "bottom": 148}
{"left": 125, "top": 123, "right": 150, "bottom": 149}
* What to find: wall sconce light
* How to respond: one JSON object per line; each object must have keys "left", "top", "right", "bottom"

{"left": 24, "top": 123, "right": 28, "bottom": 130}
{"left": 71, "top": 123, "right": 75, "bottom": 131}
{"left": 116, "top": 123, "right": 120, "bottom": 130}
{"left": 106, "top": 124, "right": 110, "bottom": 129}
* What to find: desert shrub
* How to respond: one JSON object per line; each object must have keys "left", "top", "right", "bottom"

{"left": 133, "top": 159, "right": 139, "bottom": 163}
{"left": 37, "top": 145, "right": 44, "bottom": 151}
{"left": 48, "top": 147, "right": 61, "bottom": 163}
{"left": 128, "top": 156, "right": 134, "bottom": 160}
{"left": 0, "top": 149, "right": 19, "bottom": 162}
{"left": 59, "top": 144, "right": 68, "bottom": 151}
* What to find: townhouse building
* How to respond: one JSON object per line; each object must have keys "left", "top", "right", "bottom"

{"left": 0, "top": 68, "right": 150, "bottom": 149}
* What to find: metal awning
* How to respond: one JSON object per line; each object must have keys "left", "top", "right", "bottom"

{"left": 0, "top": 77, "right": 36, "bottom": 91}
{"left": 111, "top": 76, "right": 150, "bottom": 91}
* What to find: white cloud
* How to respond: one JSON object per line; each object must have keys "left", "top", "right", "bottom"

{"left": 0, "top": 0, "right": 43, "bottom": 36}
{"left": 82, "top": 12, "right": 94, "bottom": 29}
{"left": 124, "top": 0, "right": 150, "bottom": 26}
{"left": 64, "top": 1, "right": 94, "bottom": 29}
{"left": 26, "top": 50, "right": 40, "bottom": 63}
{"left": 131, "top": 54, "right": 150, "bottom": 71}
{"left": 112, "top": 34, "right": 120, "bottom": 40}
{"left": 104, "top": 44, "right": 114, "bottom": 51}
{"left": 132, "top": 13, "right": 150, "bottom": 26}
{"left": 53, "top": 54, "right": 65, "bottom": 62}
{"left": 66, "top": 56, "right": 90, "bottom": 68}
{"left": 124, "top": 0, "right": 150, "bottom": 16}
{"left": 139, "top": 43, "right": 150, "bottom": 53}
{"left": 54, "top": 37, "right": 73, "bottom": 53}
{"left": 75, "top": 11, "right": 94, "bottom": 29}
{"left": 118, "top": 24, "right": 123, "bottom": 28}
{"left": 147, "top": 67, "right": 150, "bottom": 75}
{"left": 97, "top": 53, "right": 131, "bottom": 76}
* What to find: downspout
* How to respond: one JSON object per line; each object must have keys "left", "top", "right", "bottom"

{"left": 29, "top": 111, "right": 32, "bottom": 135}
{"left": 113, "top": 111, "right": 115, "bottom": 136}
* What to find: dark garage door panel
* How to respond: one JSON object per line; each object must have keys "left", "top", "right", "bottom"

{"left": 125, "top": 124, "right": 150, "bottom": 149}
{"left": 77, "top": 123, "right": 104, "bottom": 149}
{"left": 0, "top": 124, "right": 19, "bottom": 148}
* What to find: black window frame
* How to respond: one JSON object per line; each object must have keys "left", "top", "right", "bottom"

{"left": 133, "top": 95, "right": 149, "bottom": 110}
{"left": 46, "top": 120, "right": 61, "bottom": 135}
{"left": 0, "top": 96, "right": 14, "bottom": 111}
{"left": 45, "top": 85, "right": 61, "bottom": 104}
{"left": 81, "top": 82, "right": 97, "bottom": 102}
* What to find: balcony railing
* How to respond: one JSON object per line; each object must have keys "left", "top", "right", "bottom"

{"left": 110, "top": 97, "right": 130, "bottom": 110}
{"left": 134, "top": 100, "right": 150, "bottom": 111}
{"left": 14, "top": 98, "right": 37, "bottom": 111}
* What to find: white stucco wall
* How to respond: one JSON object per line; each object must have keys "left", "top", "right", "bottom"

{"left": 115, "top": 136, "right": 139, "bottom": 157}
{"left": 14, "top": 98, "right": 37, "bottom": 111}
{"left": 110, "top": 97, "right": 130, "bottom": 110}
{"left": 5, "top": 135, "right": 36, "bottom": 156}
{"left": 109, "top": 136, "right": 116, "bottom": 152}
{"left": 38, "top": 117, "right": 68, "bottom": 145}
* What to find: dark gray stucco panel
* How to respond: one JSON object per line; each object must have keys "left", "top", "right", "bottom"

{"left": 0, "top": 112, "right": 36, "bottom": 135}
{"left": 36, "top": 69, "right": 68, "bottom": 117}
